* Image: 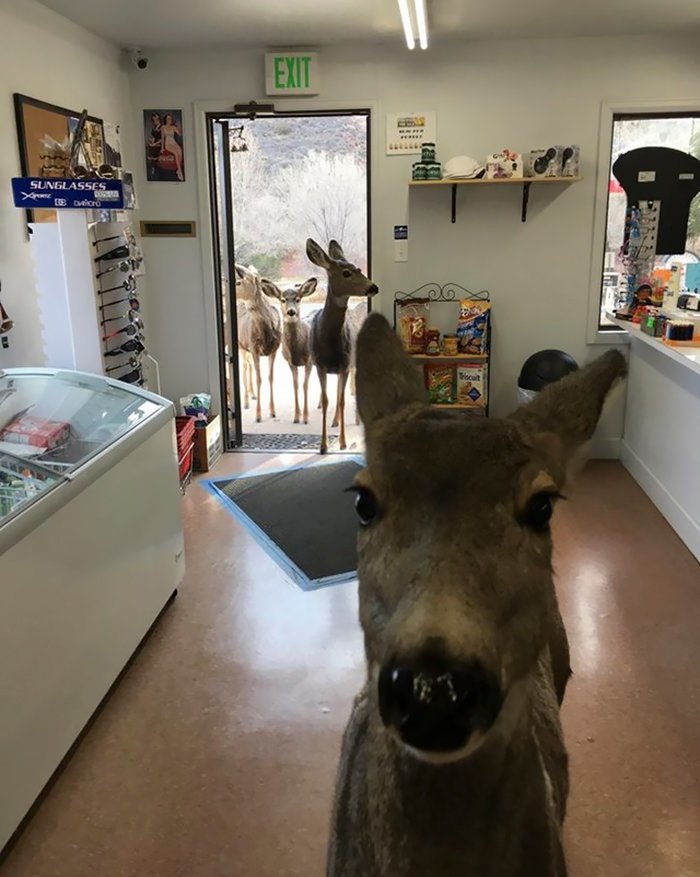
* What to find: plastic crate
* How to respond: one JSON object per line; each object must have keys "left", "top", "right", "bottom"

{"left": 175, "top": 416, "right": 196, "bottom": 458}
{"left": 178, "top": 441, "right": 195, "bottom": 491}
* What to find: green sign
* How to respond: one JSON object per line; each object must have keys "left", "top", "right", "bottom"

{"left": 265, "top": 52, "right": 319, "bottom": 96}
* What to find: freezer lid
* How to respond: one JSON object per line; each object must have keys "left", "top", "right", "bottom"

{"left": 0, "top": 368, "right": 173, "bottom": 525}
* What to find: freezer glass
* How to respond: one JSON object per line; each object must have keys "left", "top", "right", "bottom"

{"left": 0, "top": 371, "right": 162, "bottom": 486}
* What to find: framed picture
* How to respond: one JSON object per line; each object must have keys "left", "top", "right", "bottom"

{"left": 144, "top": 109, "right": 185, "bottom": 182}
{"left": 13, "top": 93, "right": 104, "bottom": 223}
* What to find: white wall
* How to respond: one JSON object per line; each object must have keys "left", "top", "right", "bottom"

{"left": 0, "top": 0, "right": 135, "bottom": 370}
{"left": 125, "top": 35, "right": 696, "bottom": 437}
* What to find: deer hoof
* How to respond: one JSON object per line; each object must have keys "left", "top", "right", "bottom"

{"left": 293, "top": 418, "right": 300, "bottom": 424}
{"left": 320, "top": 445, "right": 328, "bottom": 455}
{"left": 256, "top": 416, "right": 262, "bottom": 423}
{"left": 340, "top": 442, "right": 347, "bottom": 450}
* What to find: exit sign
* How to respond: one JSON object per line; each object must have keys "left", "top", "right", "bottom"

{"left": 265, "top": 52, "right": 319, "bottom": 96}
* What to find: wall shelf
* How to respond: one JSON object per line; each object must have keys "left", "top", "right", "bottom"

{"left": 409, "top": 176, "right": 583, "bottom": 223}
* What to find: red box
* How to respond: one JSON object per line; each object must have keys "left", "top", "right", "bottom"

{"left": 1, "top": 415, "right": 70, "bottom": 449}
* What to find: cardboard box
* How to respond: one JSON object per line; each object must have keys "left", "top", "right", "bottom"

{"left": 193, "top": 414, "right": 223, "bottom": 472}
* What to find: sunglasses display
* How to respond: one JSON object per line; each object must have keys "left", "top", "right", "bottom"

{"left": 96, "top": 259, "right": 140, "bottom": 279}
{"left": 100, "top": 276, "right": 137, "bottom": 295}
{"left": 119, "top": 366, "right": 144, "bottom": 385}
{"left": 102, "top": 308, "right": 142, "bottom": 327}
{"left": 92, "top": 228, "right": 135, "bottom": 248}
{"left": 102, "top": 323, "right": 143, "bottom": 342}
{"left": 104, "top": 337, "right": 146, "bottom": 356}
{"left": 100, "top": 296, "right": 139, "bottom": 312}
{"left": 105, "top": 356, "right": 141, "bottom": 374}
{"left": 94, "top": 244, "right": 131, "bottom": 264}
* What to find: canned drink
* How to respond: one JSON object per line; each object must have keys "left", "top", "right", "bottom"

{"left": 421, "top": 142, "right": 436, "bottom": 162}
{"left": 412, "top": 163, "right": 428, "bottom": 181}
{"left": 425, "top": 162, "right": 442, "bottom": 180}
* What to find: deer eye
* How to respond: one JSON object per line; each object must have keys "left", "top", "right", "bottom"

{"left": 521, "top": 493, "right": 555, "bottom": 532}
{"left": 353, "top": 487, "right": 379, "bottom": 527}
{"left": 342, "top": 269, "right": 352, "bottom": 278}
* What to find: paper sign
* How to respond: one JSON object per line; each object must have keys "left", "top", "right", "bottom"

{"left": 386, "top": 112, "right": 436, "bottom": 155}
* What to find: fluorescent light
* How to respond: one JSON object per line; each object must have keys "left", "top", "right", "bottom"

{"left": 398, "top": 0, "right": 415, "bottom": 50}
{"left": 414, "top": 0, "right": 428, "bottom": 50}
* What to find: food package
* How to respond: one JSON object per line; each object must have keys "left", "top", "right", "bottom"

{"left": 425, "top": 364, "right": 455, "bottom": 404}
{"left": 457, "top": 364, "right": 488, "bottom": 407}
{"left": 0, "top": 415, "right": 70, "bottom": 450}
{"left": 179, "top": 393, "right": 212, "bottom": 424}
{"left": 456, "top": 300, "right": 490, "bottom": 355}
{"left": 527, "top": 147, "right": 563, "bottom": 178}
{"left": 397, "top": 298, "right": 430, "bottom": 354}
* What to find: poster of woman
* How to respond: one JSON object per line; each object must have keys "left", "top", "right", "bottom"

{"left": 144, "top": 109, "right": 185, "bottom": 181}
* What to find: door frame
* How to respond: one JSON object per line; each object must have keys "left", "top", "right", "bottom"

{"left": 194, "top": 99, "right": 380, "bottom": 443}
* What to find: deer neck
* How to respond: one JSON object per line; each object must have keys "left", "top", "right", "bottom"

{"left": 251, "top": 287, "right": 277, "bottom": 324}
{"left": 318, "top": 282, "right": 349, "bottom": 336}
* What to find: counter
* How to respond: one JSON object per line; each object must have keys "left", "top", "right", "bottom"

{"left": 610, "top": 313, "right": 700, "bottom": 562}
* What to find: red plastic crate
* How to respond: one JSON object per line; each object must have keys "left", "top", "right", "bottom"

{"left": 178, "top": 441, "right": 195, "bottom": 486}
{"left": 175, "top": 416, "right": 196, "bottom": 458}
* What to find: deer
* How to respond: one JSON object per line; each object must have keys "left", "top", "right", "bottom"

{"left": 306, "top": 239, "right": 378, "bottom": 453}
{"left": 261, "top": 277, "right": 318, "bottom": 424}
{"left": 327, "top": 313, "right": 626, "bottom": 877}
{"left": 234, "top": 264, "right": 282, "bottom": 423}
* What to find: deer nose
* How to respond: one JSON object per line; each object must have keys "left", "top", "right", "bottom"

{"left": 377, "top": 659, "right": 502, "bottom": 753}
{"left": 287, "top": 308, "right": 296, "bottom": 317}
{"left": 368, "top": 283, "right": 379, "bottom": 296}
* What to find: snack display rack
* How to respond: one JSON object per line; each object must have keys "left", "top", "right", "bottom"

{"left": 393, "top": 284, "right": 491, "bottom": 416}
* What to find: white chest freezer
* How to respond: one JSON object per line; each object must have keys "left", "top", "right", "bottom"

{"left": 0, "top": 368, "right": 185, "bottom": 852}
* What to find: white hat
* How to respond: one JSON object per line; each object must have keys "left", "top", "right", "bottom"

{"left": 443, "top": 156, "right": 485, "bottom": 179}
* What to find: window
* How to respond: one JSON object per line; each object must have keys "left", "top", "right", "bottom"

{"left": 597, "top": 112, "right": 700, "bottom": 329}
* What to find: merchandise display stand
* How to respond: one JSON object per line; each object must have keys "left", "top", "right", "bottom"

{"left": 394, "top": 284, "right": 491, "bottom": 416}
{"left": 27, "top": 210, "right": 159, "bottom": 391}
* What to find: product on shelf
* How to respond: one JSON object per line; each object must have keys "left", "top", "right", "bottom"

{"left": 485, "top": 149, "right": 523, "bottom": 180}
{"left": 561, "top": 145, "right": 580, "bottom": 177}
{"left": 527, "top": 147, "right": 563, "bottom": 178}
{"left": 425, "top": 363, "right": 455, "bottom": 404}
{"left": 0, "top": 416, "right": 70, "bottom": 450}
{"left": 397, "top": 298, "right": 430, "bottom": 353}
{"left": 457, "top": 364, "right": 488, "bottom": 407}
{"left": 456, "top": 299, "right": 490, "bottom": 355}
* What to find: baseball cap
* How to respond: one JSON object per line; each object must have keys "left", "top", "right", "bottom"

{"left": 443, "top": 156, "right": 485, "bottom": 179}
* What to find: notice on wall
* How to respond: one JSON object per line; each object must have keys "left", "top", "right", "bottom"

{"left": 265, "top": 52, "right": 319, "bottom": 95}
{"left": 394, "top": 225, "right": 408, "bottom": 262}
{"left": 386, "top": 112, "right": 437, "bottom": 155}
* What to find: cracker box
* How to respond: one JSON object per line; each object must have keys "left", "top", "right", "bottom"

{"left": 457, "top": 364, "right": 488, "bottom": 408}
{"left": 456, "top": 300, "right": 490, "bottom": 355}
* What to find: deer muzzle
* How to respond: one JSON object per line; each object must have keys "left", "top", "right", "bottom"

{"left": 378, "top": 656, "right": 503, "bottom": 754}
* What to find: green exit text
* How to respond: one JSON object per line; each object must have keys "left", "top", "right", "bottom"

{"left": 273, "top": 55, "right": 313, "bottom": 90}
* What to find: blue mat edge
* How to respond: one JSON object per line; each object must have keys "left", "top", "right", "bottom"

{"left": 201, "top": 455, "right": 365, "bottom": 592}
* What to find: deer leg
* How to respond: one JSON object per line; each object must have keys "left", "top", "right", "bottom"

{"left": 302, "top": 363, "right": 311, "bottom": 425}
{"left": 318, "top": 367, "right": 329, "bottom": 455}
{"left": 351, "top": 367, "right": 359, "bottom": 425}
{"left": 269, "top": 351, "right": 277, "bottom": 419}
{"left": 338, "top": 370, "right": 349, "bottom": 451}
{"left": 241, "top": 352, "right": 250, "bottom": 409}
{"left": 292, "top": 365, "right": 301, "bottom": 424}
{"left": 331, "top": 376, "right": 341, "bottom": 429}
{"left": 252, "top": 353, "right": 262, "bottom": 423}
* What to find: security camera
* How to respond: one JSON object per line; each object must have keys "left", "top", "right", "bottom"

{"left": 131, "top": 49, "right": 149, "bottom": 70}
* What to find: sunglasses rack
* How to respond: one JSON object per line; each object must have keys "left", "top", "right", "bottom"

{"left": 93, "top": 218, "right": 160, "bottom": 392}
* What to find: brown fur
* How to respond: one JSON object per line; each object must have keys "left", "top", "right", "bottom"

{"left": 327, "top": 314, "right": 626, "bottom": 877}
{"left": 235, "top": 265, "right": 282, "bottom": 423}
{"left": 306, "top": 239, "right": 378, "bottom": 453}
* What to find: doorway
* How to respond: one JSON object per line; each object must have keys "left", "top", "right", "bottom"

{"left": 207, "top": 109, "right": 371, "bottom": 451}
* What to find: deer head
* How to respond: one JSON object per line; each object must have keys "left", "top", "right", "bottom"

{"left": 261, "top": 277, "right": 317, "bottom": 321}
{"left": 234, "top": 264, "right": 262, "bottom": 307}
{"left": 353, "top": 314, "right": 626, "bottom": 764}
{"left": 306, "top": 239, "right": 378, "bottom": 305}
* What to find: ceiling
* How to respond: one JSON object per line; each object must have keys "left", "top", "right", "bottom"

{"left": 38, "top": 0, "right": 700, "bottom": 50}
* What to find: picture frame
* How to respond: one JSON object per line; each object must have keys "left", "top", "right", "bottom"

{"left": 13, "top": 93, "right": 105, "bottom": 223}
{"left": 143, "top": 109, "right": 185, "bottom": 182}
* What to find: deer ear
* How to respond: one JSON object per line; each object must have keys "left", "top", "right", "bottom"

{"left": 511, "top": 349, "right": 627, "bottom": 462}
{"left": 306, "top": 238, "right": 331, "bottom": 269}
{"left": 328, "top": 240, "right": 346, "bottom": 262}
{"left": 356, "top": 313, "right": 427, "bottom": 428}
{"left": 260, "top": 279, "right": 281, "bottom": 300}
{"left": 298, "top": 277, "right": 318, "bottom": 297}
{"left": 234, "top": 264, "right": 247, "bottom": 281}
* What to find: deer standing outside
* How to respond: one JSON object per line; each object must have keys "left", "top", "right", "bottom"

{"left": 306, "top": 239, "right": 378, "bottom": 453}
{"left": 328, "top": 314, "right": 626, "bottom": 877}
{"left": 235, "top": 264, "right": 282, "bottom": 423}
{"left": 261, "top": 277, "right": 318, "bottom": 424}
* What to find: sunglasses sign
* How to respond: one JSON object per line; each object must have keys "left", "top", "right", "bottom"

{"left": 265, "top": 52, "right": 319, "bottom": 95}
{"left": 11, "top": 177, "right": 125, "bottom": 210}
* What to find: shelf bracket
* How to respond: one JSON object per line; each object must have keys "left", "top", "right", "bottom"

{"left": 521, "top": 182, "right": 531, "bottom": 222}
{"left": 451, "top": 184, "right": 457, "bottom": 223}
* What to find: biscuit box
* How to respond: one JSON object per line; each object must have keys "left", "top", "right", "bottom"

{"left": 457, "top": 364, "right": 488, "bottom": 407}
{"left": 193, "top": 414, "right": 223, "bottom": 472}
{"left": 456, "top": 300, "right": 490, "bottom": 355}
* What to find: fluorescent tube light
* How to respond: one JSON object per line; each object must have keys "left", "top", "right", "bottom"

{"left": 414, "top": 0, "right": 428, "bottom": 50}
{"left": 398, "top": 0, "right": 415, "bottom": 50}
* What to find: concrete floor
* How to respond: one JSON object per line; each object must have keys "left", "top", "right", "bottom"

{"left": 1, "top": 459, "right": 699, "bottom": 876}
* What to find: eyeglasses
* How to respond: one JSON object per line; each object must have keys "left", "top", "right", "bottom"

{"left": 102, "top": 322, "right": 143, "bottom": 342}
{"left": 100, "top": 295, "right": 140, "bottom": 312}
{"left": 104, "top": 337, "right": 145, "bottom": 356}
{"left": 105, "top": 355, "right": 141, "bottom": 374}
{"left": 92, "top": 227, "right": 135, "bottom": 247}
{"left": 100, "top": 276, "right": 137, "bottom": 295}
{"left": 94, "top": 244, "right": 131, "bottom": 263}
{"left": 72, "top": 163, "right": 118, "bottom": 180}
{"left": 119, "top": 366, "right": 144, "bottom": 385}
{"left": 96, "top": 259, "right": 140, "bottom": 278}
{"left": 102, "top": 308, "right": 142, "bottom": 326}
